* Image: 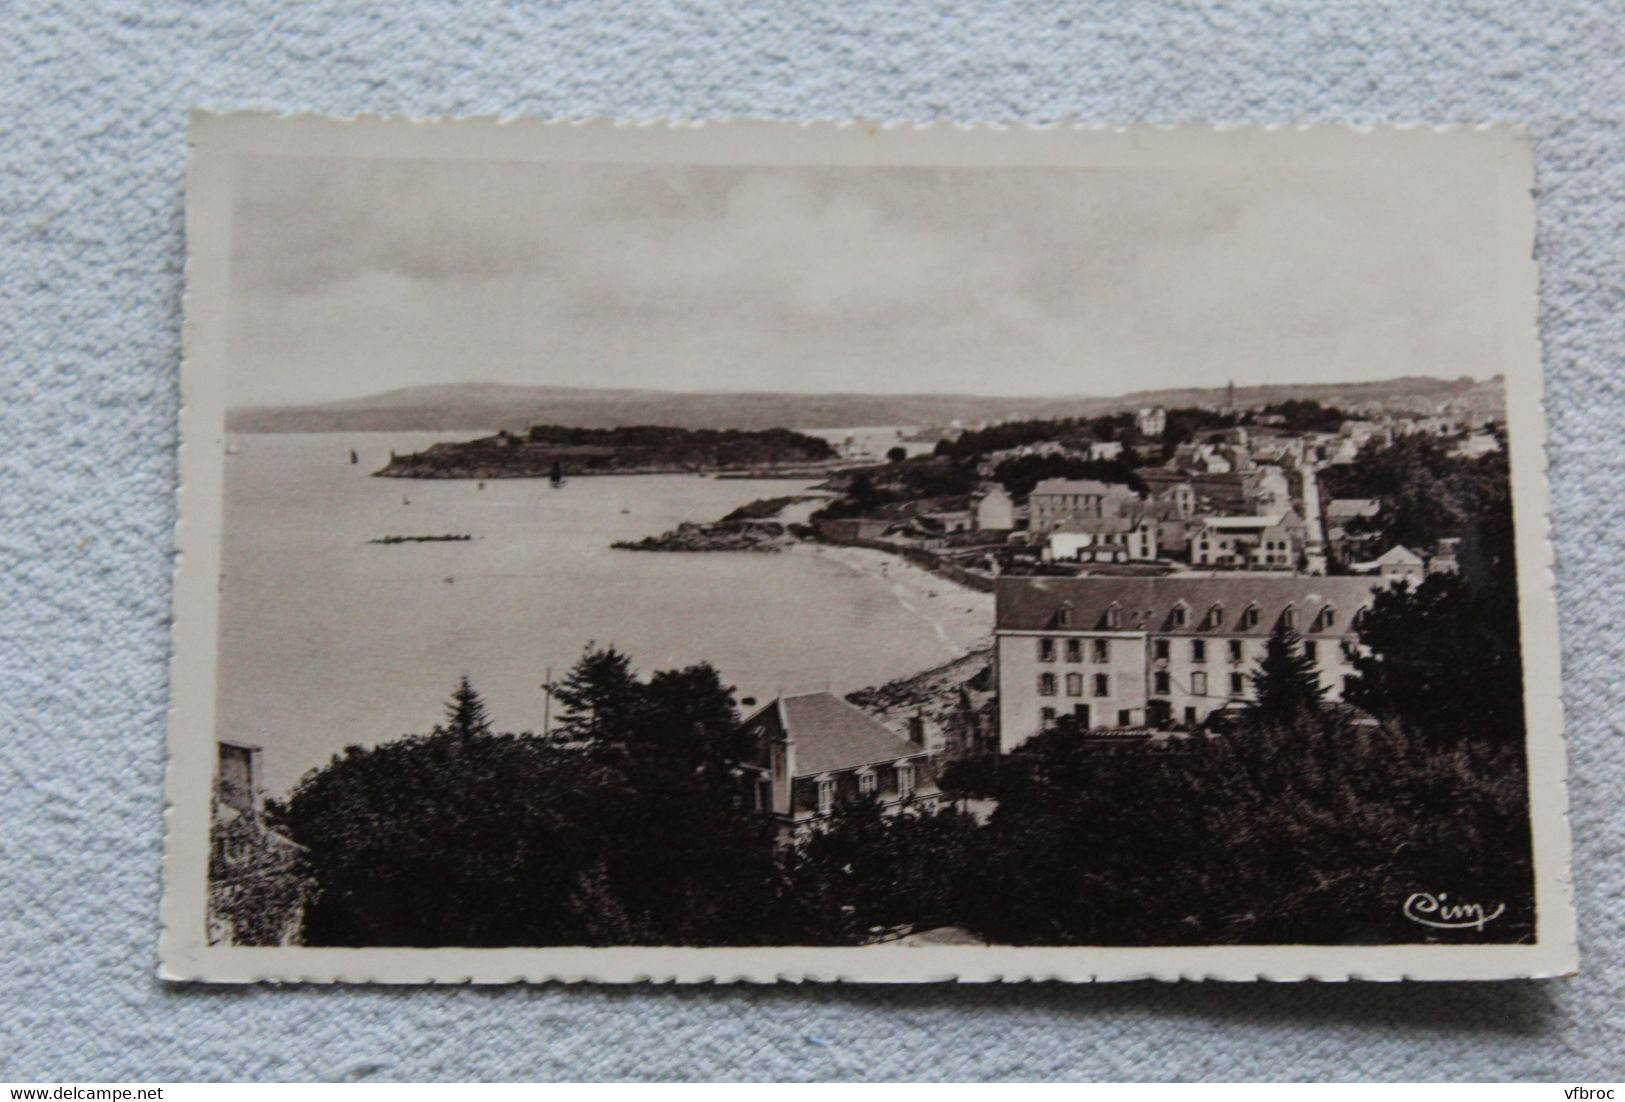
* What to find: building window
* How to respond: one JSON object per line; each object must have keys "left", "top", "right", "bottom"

{"left": 897, "top": 763, "right": 915, "bottom": 798}
{"left": 1228, "top": 639, "right": 1243, "bottom": 663}
{"left": 1057, "top": 605, "right": 1072, "bottom": 627}
{"left": 1172, "top": 603, "right": 1188, "bottom": 627}
{"left": 858, "top": 771, "right": 877, "bottom": 796}
{"left": 1093, "top": 673, "right": 1109, "bottom": 697}
{"left": 1192, "top": 671, "right": 1208, "bottom": 696}
{"left": 1154, "top": 639, "right": 1169, "bottom": 661}
{"left": 1317, "top": 606, "right": 1336, "bottom": 632}
{"left": 1092, "top": 638, "right": 1109, "bottom": 663}
{"left": 1241, "top": 604, "right": 1259, "bottom": 629}
{"left": 1206, "top": 603, "right": 1224, "bottom": 629}
{"left": 817, "top": 779, "right": 835, "bottom": 815}
{"left": 1039, "top": 673, "right": 1058, "bottom": 696}
{"left": 1153, "top": 671, "right": 1170, "bottom": 696}
{"left": 1041, "top": 707, "right": 1056, "bottom": 728}
{"left": 1117, "top": 709, "right": 1132, "bottom": 727}
{"left": 1065, "top": 672, "right": 1083, "bottom": 697}
{"left": 1191, "top": 639, "right": 1206, "bottom": 663}
{"left": 1282, "top": 604, "right": 1297, "bottom": 630}
{"left": 1039, "top": 638, "right": 1056, "bottom": 662}
{"left": 1183, "top": 706, "right": 1197, "bottom": 727}
{"left": 1105, "top": 604, "right": 1122, "bottom": 629}
{"left": 1065, "top": 638, "right": 1082, "bottom": 663}
{"left": 1230, "top": 673, "right": 1245, "bottom": 696}
{"left": 1304, "top": 640, "right": 1318, "bottom": 662}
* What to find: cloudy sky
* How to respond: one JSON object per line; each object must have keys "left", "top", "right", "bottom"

{"left": 226, "top": 150, "right": 1503, "bottom": 407}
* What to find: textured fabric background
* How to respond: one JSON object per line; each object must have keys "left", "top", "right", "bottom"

{"left": 2, "top": 0, "right": 1621, "bottom": 1082}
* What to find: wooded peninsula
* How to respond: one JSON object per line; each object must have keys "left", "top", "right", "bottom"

{"left": 374, "top": 425, "right": 840, "bottom": 479}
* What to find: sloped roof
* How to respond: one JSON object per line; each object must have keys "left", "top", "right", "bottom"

{"left": 995, "top": 574, "right": 1384, "bottom": 637}
{"left": 1375, "top": 544, "right": 1424, "bottom": 565}
{"left": 746, "top": 691, "right": 925, "bottom": 776}
{"left": 1326, "top": 498, "right": 1381, "bottom": 519}
{"left": 1031, "top": 478, "right": 1117, "bottom": 497}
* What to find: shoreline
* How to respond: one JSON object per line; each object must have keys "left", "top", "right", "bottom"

{"left": 785, "top": 541, "right": 994, "bottom": 661}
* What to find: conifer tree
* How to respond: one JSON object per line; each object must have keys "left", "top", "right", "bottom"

{"left": 1249, "top": 620, "right": 1326, "bottom": 721}
{"left": 550, "top": 645, "right": 641, "bottom": 742}
{"left": 442, "top": 674, "right": 490, "bottom": 737}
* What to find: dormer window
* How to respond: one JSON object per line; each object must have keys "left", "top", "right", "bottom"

{"left": 1315, "top": 606, "right": 1336, "bottom": 632}
{"left": 1205, "top": 603, "right": 1224, "bottom": 630}
{"left": 1282, "top": 604, "right": 1297, "bottom": 631}
{"left": 1057, "top": 603, "right": 1072, "bottom": 627}
{"left": 1240, "top": 603, "right": 1260, "bottom": 630}
{"left": 1171, "top": 602, "right": 1188, "bottom": 628}
{"left": 1352, "top": 606, "right": 1369, "bottom": 630}
{"left": 1105, "top": 603, "right": 1122, "bottom": 629}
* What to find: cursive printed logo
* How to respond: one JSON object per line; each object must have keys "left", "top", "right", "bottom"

{"left": 1402, "top": 892, "right": 1505, "bottom": 931}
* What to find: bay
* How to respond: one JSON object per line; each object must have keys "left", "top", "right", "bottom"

{"left": 215, "top": 432, "right": 983, "bottom": 795}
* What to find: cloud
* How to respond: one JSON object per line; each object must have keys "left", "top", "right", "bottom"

{"left": 227, "top": 154, "right": 1505, "bottom": 405}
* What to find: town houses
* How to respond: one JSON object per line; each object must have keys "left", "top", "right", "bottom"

{"left": 745, "top": 391, "right": 1507, "bottom": 828}
{"left": 992, "top": 574, "right": 1386, "bottom": 751}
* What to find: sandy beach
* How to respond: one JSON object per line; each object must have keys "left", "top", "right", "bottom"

{"left": 785, "top": 541, "right": 995, "bottom": 660}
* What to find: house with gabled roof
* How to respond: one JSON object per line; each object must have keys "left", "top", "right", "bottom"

{"left": 738, "top": 691, "right": 940, "bottom": 833}
{"left": 1190, "top": 510, "right": 1306, "bottom": 570}
{"left": 994, "top": 574, "right": 1384, "bottom": 750}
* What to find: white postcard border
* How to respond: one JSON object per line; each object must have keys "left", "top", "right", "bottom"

{"left": 160, "top": 114, "right": 1575, "bottom": 983}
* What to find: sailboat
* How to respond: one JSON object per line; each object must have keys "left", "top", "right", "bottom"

{"left": 550, "top": 460, "right": 566, "bottom": 489}
{"left": 349, "top": 448, "right": 359, "bottom": 465}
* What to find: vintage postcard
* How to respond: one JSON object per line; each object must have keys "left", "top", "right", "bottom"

{"left": 162, "top": 115, "right": 1574, "bottom": 982}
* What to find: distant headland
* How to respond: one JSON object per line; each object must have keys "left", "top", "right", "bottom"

{"left": 373, "top": 425, "right": 840, "bottom": 479}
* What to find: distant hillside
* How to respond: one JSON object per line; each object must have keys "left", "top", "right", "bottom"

{"left": 227, "top": 376, "right": 1503, "bottom": 434}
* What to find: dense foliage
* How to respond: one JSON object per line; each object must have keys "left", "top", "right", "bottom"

{"left": 1256, "top": 399, "right": 1347, "bottom": 432}
{"left": 524, "top": 424, "right": 837, "bottom": 460}
{"left": 1318, "top": 431, "right": 1511, "bottom": 558}
{"left": 933, "top": 414, "right": 1138, "bottom": 459}
{"left": 968, "top": 709, "right": 1532, "bottom": 945}
{"left": 282, "top": 654, "right": 780, "bottom": 946}
{"left": 990, "top": 454, "right": 1147, "bottom": 500}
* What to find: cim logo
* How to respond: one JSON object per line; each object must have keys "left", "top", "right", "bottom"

{"left": 1402, "top": 891, "right": 1505, "bottom": 932}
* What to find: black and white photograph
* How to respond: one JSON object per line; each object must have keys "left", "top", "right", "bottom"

{"left": 163, "top": 116, "right": 1571, "bottom": 982}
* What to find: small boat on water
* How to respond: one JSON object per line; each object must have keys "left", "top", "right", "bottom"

{"left": 550, "top": 460, "right": 566, "bottom": 489}
{"left": 349, "top": 448, "right": 359, "bottom": 465}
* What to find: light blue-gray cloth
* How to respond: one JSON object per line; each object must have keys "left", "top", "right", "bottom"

{"left": 2, "top": 0, "right": 1621, "bottom": 1083}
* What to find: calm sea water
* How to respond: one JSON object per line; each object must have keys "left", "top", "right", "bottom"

{"left": 216, "top": 433, "right": 967, "bottom": 794}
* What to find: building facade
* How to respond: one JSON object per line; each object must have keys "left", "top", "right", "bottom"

{"left": 994, "top": 575, "right": 1383, "bottom": 751}
{"left": 1028, "top": 478, "right": 1138, "bottom": 532}
{"left": 1190, "top": 511, "right": 1306, "bottom": 569}
{"left": 1046, "top": 515, "right": 1159, "bottom": 563}
{"left": 974, "top": 484, "right": 1016, "bottom": 530}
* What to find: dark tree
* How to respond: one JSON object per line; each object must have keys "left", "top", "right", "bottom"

{"left": 442, "top": 674, "right": 491, "bottom": 737}
{"left": 886, "top": 445, "right": 907, "bottom": 463}
{"left": 283, "top": 664, "right": 781, "bottom": 948}
{"left": 1249, "top": 621, "right": 1327, "bottom": 722}
{"left": 549, "top": 645, "right": 641, "bottom": 742}
{"left": 970, "top": 709, "right": 1533, "bottom": 946}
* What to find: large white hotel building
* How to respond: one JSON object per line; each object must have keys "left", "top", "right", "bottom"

{"left": 994, "top": 574, "right": 1386, "bottom": 752}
